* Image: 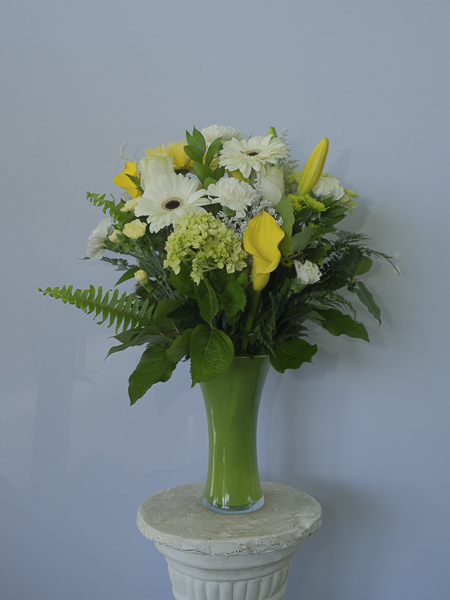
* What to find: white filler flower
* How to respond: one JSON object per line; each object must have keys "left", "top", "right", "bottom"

{"left": 135, "top": 173, "right": 211, "bottom": 232}
{"left": 86, "top": 218, "right": 113, "bottom": 260}
{"left": 294, "top": 260, "right": 322, "bottom": 285}
{"left": 201, "top": 125, "right": 243, "bottom": 145}
{"left": 207, "top": 177, "right": 253, "bottom": 218}
{"left": 219, "top": 135, "right": 288, "bottom": 178}
{"left": 312, "top": 175, "right": 345, "bottom": 201}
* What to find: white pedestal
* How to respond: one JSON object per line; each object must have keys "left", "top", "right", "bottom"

{"left": 137, "top": 482, "right": 321, "bottom": 600}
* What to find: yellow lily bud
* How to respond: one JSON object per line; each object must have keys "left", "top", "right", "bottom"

{"left": 113, "top": 162, "right": 142, "bottom": 199}
{"left": 297, "top": 138, "right": 329, "bottom": 196}
{"left": 268, "top": 126, "right": 278, "bottom": 137}
{"left": 243, "top": 211, "right": 285, "bottom": 291}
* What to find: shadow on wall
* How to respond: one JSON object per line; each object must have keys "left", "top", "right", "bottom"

{"left": 258, "top": 366, "right": 400, "bottom": 600}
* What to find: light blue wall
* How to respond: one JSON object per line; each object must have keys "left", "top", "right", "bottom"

{"left": 1, "top": 1, "right": 449, "bottom": 598}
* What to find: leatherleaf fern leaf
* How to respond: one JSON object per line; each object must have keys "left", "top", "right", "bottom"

{"left": 87, "top": 192, "right": 130, "bottom": 229}
{"left": 38, "top": 285, "right": 155, "bottom": 333}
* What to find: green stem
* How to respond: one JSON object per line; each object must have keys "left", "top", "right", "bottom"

{"left": 241, "top": 290, "right": 261, "bottom": 353}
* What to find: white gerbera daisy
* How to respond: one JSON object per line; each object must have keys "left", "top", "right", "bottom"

{"left": 207, "top": 177, "right": 253, "bottom": 218}
{"left": 201, "top": 125, "right": 243, "bottom": 145}
{"left": 86, "top": 218, "right": 113, "bottom": 260}
{"left": 219, "top": 135, "right": 288, "bottom": 178}
{"left": 135, "top": 173, "right": 211, "bottom": 232}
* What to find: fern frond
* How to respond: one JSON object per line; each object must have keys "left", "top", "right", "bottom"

{"left": 87, "top": 192, "right": 130, "bottom": 228}
{"left": 38, "top": 285, "right": 155, "bottom": 333}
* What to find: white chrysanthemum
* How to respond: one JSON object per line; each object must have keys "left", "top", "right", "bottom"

{"left": 294, "top": 260, "right": 322, "bottom": 285}
{"left": 201, "top": 125, "right": 243, "bottom": 145}
{"left": 207, "top": 177, "right": 253, "bottom": 218}
{"left": 219, "top": 135, "right": 288, "bottom": 178}
{"left": 135, "top": 173, "right": 211, "bottom": 233}
{"left": 312, "top": 176, "right": 345, "bottom": 201}
{"left": 86, "top": 218, "right": 113, "bottom": 260}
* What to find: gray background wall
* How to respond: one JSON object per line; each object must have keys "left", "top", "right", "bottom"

{"left": 1, "top": 0, "right": 449, "bottom": 598}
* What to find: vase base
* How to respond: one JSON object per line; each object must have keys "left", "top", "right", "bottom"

{"left": 202, "top": 495, "right": 265, "bottom": 515}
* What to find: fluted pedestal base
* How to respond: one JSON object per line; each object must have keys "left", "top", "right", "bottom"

{"left": 137, "top": 482, "right": 321, "bottom": 600}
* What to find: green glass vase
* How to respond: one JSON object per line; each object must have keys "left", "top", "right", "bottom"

{"left": 200, "top": 356, "right": 269, "bottom": 514}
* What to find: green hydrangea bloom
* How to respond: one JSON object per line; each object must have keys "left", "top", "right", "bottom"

{"left": 164, "top": 213, "right": 247, "bottom": 284}
{"left": 340, "top": 189, "right": 358, "bottom": 213}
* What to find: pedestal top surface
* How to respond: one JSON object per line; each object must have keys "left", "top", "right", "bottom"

{"left": 137, "top": 482, "right": 321, "bottom": 556}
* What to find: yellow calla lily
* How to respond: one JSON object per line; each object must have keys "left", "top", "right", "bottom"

{"left": 113, "top": 162, "right": 142, "bottom": 199}
{"left": 243, "top": 211, "right": 285, "bottom": 291}
{"left": 297, "top": 138, "right": 329, "bottom": 196}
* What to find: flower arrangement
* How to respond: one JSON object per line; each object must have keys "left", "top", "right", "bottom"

{"left": 40, "top": 125, "right": 393, "bottom": 404}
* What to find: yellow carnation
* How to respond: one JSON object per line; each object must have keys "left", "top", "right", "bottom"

{"left": 122, "top": 219, "right": 147, "bottom": 239}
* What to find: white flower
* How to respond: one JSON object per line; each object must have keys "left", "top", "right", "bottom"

{"left": 201, "top": 125, "right": 243, "bottom": 145}
{"left": 207, "top": 177, "right": 253, "bottom": 218}
{"left": 138, "top": 155, "right": 174, "bottom": 190}
{"left": 135, "top": 173, "right": 211, "bottom": 233}
{"left": 312, "top": 175, "right": 344, "bottom": 201}
{"left": 260, "top": 166, "right": 284, "bottom": 205}
{"left": 219, "top": 134, "right": 288, "bottom": 178}
{"left": 86, "top": 218, "right": 113, "bottom": 260}
{"left": 294, "top": 260, "right": 322, "bottom": 285}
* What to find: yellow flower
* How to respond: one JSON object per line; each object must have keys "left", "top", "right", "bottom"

{"left": 134, "top": 270, "right": 148, "bottom": 283}
{"left": 122, "top": 219, "right": 147, "bottom": 239}
{"left": 113, "top": 162, "right": 142, "bottom": 199}
{"left": 108, "top": 229, "right": 121, "bottom": 243}
{"left": 297, "top": 138, "right": 329, "bottom": 196}
{"left": 120, "top": 198, "right": 138, "bottom": 213}
{"left": 243, "top": 211, "right": 285, "bottom": 291}
{"left": 145, "top": 140, "right": 193, "bottom": 172}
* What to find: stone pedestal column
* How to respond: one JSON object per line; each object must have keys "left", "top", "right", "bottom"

{"left": 137, "top": 482, "right": 321, "bottom": 600}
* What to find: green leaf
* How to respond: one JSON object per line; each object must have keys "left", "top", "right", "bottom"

{"left": 107, "top": 332, "right": 171, "bottom": 358}
{"left": 190, "top": 325, "right": 234, "bottom": 385}
{"left": 319, "top": 308, "right": 369, "bottom": 341}
{"left": 128, "top": 344, "right": 176, "bottom": 404}
{"left": 203, "top": 176, "right": 217, "bottom": 189}
{"left": 166, "top": 329, "right": 193, "bottom": 362}
{"left": 186, "top": 127, "right": 206, "bottom": 154}
{"left": 209, "top": 269, "right": 228, "bottom": 294}
{"left": 277, "top": 195, "right": 295, "bottom": 255}
{"left": 169, "top": 263, "right": 197, "bottom": 298}
{"left": 212, "top": 165, "right": 225, "bottom": 180}
{"left": 290, "top": 226, "right": 318, "bottom": 254}
{"left": 220, "top": 282, "right": 247, "bottom": 317}
{"left": 353, "top": 256, "right": 373, "bottom": 277}
{"left": 154, "top": 298, "right": 185, "bottom": 322}
{"left": 352, "top": 281, "right": 381, "bottom": 324}
{"left": 183, "top": 144, "right": 204, "bottom": 164}
{"left": 197, "top": 279, "right": 219, "bottom": 324}
{"left": 115, "top": 268, "right": 139, "bottom": 286}
{"left": 205, "top": 137, "right": 223, "bottom": 166}
{"left": 192, "top": 162, "right": 213, "bottom": 183}
{"left": 270, "top": 338, "right": 318, "bottom": 373}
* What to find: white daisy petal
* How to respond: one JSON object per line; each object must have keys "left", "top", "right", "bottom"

{"left": 135, "top": 173, "right": 211, "bottom": 232}
{"left": 219, "top": 135, "right": 288, "bottom": 178}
